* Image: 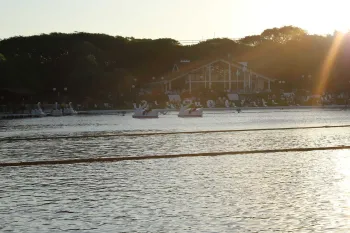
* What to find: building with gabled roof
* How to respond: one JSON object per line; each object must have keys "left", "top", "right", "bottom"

{"left": 148, "top": 57, "right": 276, "bottom": 94}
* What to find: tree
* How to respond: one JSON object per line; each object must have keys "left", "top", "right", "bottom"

{"left": 239, "top": 35, "right": 264, "bottom": 46}
{"left": 0, "top": 53, "right": 6, "bottom": 62}
{"left": 278, "top": 26, "right": 307, "bottom": 42}
{"left": 261, "top": 26, "right": 307, "bottom": 44}
{"left": 0, "top": 26, "right": 349, "bottom": 103}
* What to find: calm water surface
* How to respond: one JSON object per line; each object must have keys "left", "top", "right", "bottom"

{"left": 1, "top": 109, "right": 350, "bottom": 232}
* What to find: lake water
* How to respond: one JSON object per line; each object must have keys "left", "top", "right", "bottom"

{"left": 1, "top": 109, "right": 350, "bottom": 232}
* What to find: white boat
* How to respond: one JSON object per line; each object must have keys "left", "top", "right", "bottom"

{"left": 207, "top": 100, "right": 215, "bottom": 108}
{"left": 51, "top": 102, "right": 63, "bottom": 117}
{"left": 63, "top": 102, "right": 78, "bottom": 116}
{"left": 31, "top": 102, "right": 46, "bottom": 117}
{"left": 178, "top": 103, "right": 203, "bottom": 117}
{"left": 132, "top": 101, "right": 159, "bottom": 118}
{"left": 225, "top": 99, "right": 236, "bottom": 108}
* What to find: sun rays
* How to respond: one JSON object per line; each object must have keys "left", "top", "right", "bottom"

{"left": 316, "top": 32, "right": 346, "bottom": 94}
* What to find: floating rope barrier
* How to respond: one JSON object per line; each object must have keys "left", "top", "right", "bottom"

{"left": 1, "top": 145, "right": 349, "bottom": 167}
{"left": 1, "top": 125, "right": 350, "bottom": 142}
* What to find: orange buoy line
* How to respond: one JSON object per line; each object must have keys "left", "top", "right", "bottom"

{"left": 1, "top": 145, "right": 349, "bottom": 167}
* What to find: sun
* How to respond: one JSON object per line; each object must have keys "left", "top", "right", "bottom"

{"left": 308, "top": 19, "right": 349, "bottom": 35}
{"left": 292, "top": 0, "right": 350, "bottom": 35}
{"left": 335, "top": 26, "right": 350, "bottom": 33}
{"left": 330, "top": 20, "right": 350, "bottom": 33}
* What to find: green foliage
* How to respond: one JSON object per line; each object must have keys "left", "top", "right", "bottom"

{"left": 239, "top": 35, "right": 264, "bottom": 46}
{"left": 240, "top": 26, "right": 307, "bottom": 45}
{"left": 0, "top": 26, "right": 349, "bottom": 101}
{"left": 0, "top": 53, "right": 6, "bottom": 62}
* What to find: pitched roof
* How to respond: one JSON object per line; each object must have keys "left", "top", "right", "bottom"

{"left": 150, "top": 57, "right": 275, "bottom": 84}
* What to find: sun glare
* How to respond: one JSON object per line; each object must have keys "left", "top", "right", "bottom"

{"left": 329, "top": 20, "right": 350, "bottom": 33}
{"left": 285, "top": 0, "right": 350, "bottom": 36}
{"left": 307, "top": 19, "right": 349, "bottom": 35}
{"left": 316, "top": 30, "right": 345, "bottom": 95}
{"left": 334, "top": 26, "right": 348, "bottom": 34}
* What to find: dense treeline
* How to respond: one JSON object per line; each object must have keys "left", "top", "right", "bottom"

{"left": 0, "top": 26, "right": 349, "bottom": 102}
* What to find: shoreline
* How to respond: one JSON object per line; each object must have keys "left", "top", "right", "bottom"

{"left": 78, "top": 105, "right": 348, "bottom": 115}
{"left": 1, "top": 105, "right": 348, "bottom": 119}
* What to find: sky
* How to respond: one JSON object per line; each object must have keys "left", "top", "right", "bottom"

{"left": 0, "top": 0, "right": 349, "bottom": 42}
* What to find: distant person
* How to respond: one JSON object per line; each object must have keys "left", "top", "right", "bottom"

{"left": 188, "top": 102, "right": 196, "bottom": 114}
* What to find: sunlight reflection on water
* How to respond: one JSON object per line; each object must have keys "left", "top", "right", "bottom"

{"left": 1, "top": 151, "right": 350, "bottom": 232}
{"left": 1, "top": 109, "right": 350, "bottom": 232}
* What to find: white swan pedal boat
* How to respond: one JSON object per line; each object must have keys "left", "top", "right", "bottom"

{"left": 132, "top": 102, "right": 159, "bottom": 119}
{"left": 63, "top": 102, "right": 78, "bottom": 116}
{"left": 178, "top": 104, "right": 203, "bottom": 117}
{"left": 31, "top": 102, "right": 46, "bottom": 117}
{"left": 51, "top": 102, "right": 63, "bottom": 116}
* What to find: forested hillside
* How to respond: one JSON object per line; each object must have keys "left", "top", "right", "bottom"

{"left": 1, "top": 26, "right": 349, "bottom": 101}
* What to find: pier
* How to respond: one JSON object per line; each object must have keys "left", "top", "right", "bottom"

{"left": 77, "top": 110, "right": 131, "bottom": 115}
{"left": 0, "top": 105, "right": 348, "bottom": 120}
{"left": 0, "top": 113, "right": 44, "bottom": 119}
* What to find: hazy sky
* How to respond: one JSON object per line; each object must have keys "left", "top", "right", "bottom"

{"left": 0, "top": 0, "right": 349, "bottom": 41}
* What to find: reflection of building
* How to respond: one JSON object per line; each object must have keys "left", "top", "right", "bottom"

{"left": 149, "top": 58, "right": 275, "bottom": 93}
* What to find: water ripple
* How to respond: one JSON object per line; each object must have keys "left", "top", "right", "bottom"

{"left": 1, "top": 151, "right": 350, "bottom": 232}
{"left": 1, "top": 110, "right": 350, "bottom": 232}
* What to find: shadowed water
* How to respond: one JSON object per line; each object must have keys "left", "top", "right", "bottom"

{"left": 1, "top": 109, "right": 350, "bottom": 232}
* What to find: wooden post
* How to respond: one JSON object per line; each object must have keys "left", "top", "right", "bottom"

{"left": 209, "top": 65, "right": 212, "bottom": 89}
{"left": 204, "top": 68, "right": 207, "bottom": 88}
{"left": 236, "top": 70, "right": 239, "bottom": 91}
{"left": 224, "top": 70, "right": 226, "bottom": 90}
{"left": 243, "top": 71, "right": 246, "bottom": 93}
{"left": 229, "top": 64, "right": 231, "bottom": 90}
{"left": 248, "top": 71, "right": 252, "bottom": 91}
